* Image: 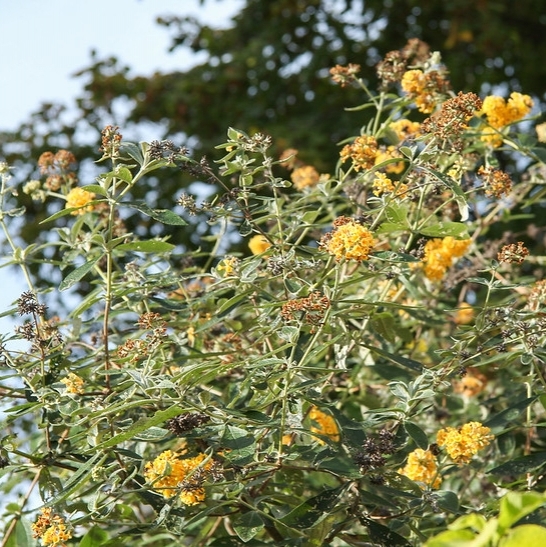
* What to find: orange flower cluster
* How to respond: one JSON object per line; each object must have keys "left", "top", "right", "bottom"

{"left": 437, "top": 422, "right": 493, "bottom": 464}
{"left": 65, "top": 187, "right": 96, "bottom": 215}
{"left": 400, "top": 69, "right": 450, "bottom": 113}
{"left": 481, "top": 92, "right": 534, "bottom": 146}
{"left": 398, "top": 448, "right": 441, "bottom": 489}
{"left": 248, "top": 234, "right": 272, "bottom": 255}
{"left": 372, "top": 172, "right": 409, "bottom": 197}
{"left": 291, "top": 165, "right": 320, "bottom": 190}
{"left": 309, "top": 406, "right": 340, "bottom": 444}
{"left": 60, "top": 372, "right": 84, "bottom": 395}
{"left": 422, "top": 237, "right": 471, "bottom": 281}
{"left": 454, "top": 368, "right": 488, "bottom": 398}
{"left": 320, "top": 216, "right": 375, "bottom": 262}
{"left": 340, "top": 135, "right": 379, "bottom": 171}
{"left": 389, "top": 119, "right": 421, "bottom": 142}
{"left": 32, "top": 508, "right": 72, "bottom": 547}
{"left": 144, "top": 450, "right": 213, "bottom": 505}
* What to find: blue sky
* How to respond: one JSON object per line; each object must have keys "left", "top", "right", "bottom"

{"left": 0, "top": 0, "right": 242, "bottom": 341}
{"left": 0, "top": 0, "right": 243, "bottom": 130}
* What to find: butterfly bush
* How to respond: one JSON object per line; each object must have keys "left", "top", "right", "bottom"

{"left": 2, "top": 39, "right": 546, "bottom": 546}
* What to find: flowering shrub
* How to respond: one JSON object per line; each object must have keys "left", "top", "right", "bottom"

{"left": 2, "top": 39, "right": 546, "bottom": 546}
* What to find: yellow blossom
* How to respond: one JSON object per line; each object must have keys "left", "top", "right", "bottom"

{"left": 320, "top": 216, "right": 375, "bottom": 262}
{"left": 372, "top": 172, "right": 409, "bottom": 197}
{"left": 32, "top": 508, "right": 72, "bottom": 547}
{"left": 453, "top": 302, "right": 474, "bottom": 325}
{"left": 389, "top": 119, "right": 421, "bottom": 142}
{"left": 422, "top": 236, "right": 471, "bottom": 281}
{"left": 216, "top": 256, "right": 239, "bottom": 277}
{"left": 437, "top": 421, "right": 494, "bottom": 464}
{"left": 340, "top": 135, "right": 379, "bottom": 171}
{"left": 308, "top": 406, "right": 340, "bottom": 444}
{"left": 60, "top": 372, "right": 84, "bottom": 395}
{"left": 65, "top": 187, "right": 95, "bottom": 215}
{"left": 248, "top": 234, "right": 271, "bottom": 255}
{"left": 144, "top": 450, "right": 213, "bottom": 504}
{"left": 481, "top": 92, "right": 534, "bottom": 146}
{"left": 374, "top": 145, "right": 406, "bottom": 174}
{"left": 291, "top": 165, "right": 320, "bottom": 190}
{"left": 536, "top": 122, "right": 546, "bottom": 143}
{"left": 454, "top": 368, "right": 488, "bottom": 398}
{"left": 399, "top": 448, "right": 441, "bottom": 489}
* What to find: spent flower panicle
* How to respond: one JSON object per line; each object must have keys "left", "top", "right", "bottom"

{"left": 497, "top": 241, "right": 529, "bottom": 264}
{"left": 477, "top": 166, "right": 513, "bottom": 197}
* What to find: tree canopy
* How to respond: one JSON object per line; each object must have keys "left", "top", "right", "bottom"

{"left": 1, "top": 0, "right": 545, "bottom": 269}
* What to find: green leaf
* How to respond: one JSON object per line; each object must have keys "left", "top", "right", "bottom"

{"left": 120, "top": 142, "right": 144, "bottom": 165}
{"left": 364, "top": 518, "right": 411, "bottom": 546}
{"left": 82, "top": 184, "right": 109, "bottom": 196}
{"left": 221, "top": 425, "right": 257, "bottom": 465}
{"left": 498, "top": 492, "right": 546, "bottom": 535}
{"left": 404, "top": 421, "right": 429, "bottom": 449}
{"left": 419, "top": 221, "right": 469, "bottom": 238}
{"left": 3, "top": 518, "right": 34, "bottom": 547}
{"left": 485, "top": 396, "right": 538, "bottom": 431}
{"left": 365, "top": 345, "right": 422, "bottom": 372}
{"left": 370, "top": 312, "right": 396, "bottom": 343}
{"left": 79, "top": 526, "right": 110, "bottom": 547}
{"left": 114, "top": 166, "right": 133, "bottom": 184}
{"left": 424, "top": 530, "right": 477, "bottom": 547}
{"left": 115, "top": 240, "right": 175, "bottom": 253}
{"left": 59, "top": 258, "right": 100, "bottom": 291}
{"left": 488, "top": 452, "right": 546, "bottom": 477}
{"left": 122, "top": 201, "right": 187, "bottom": 225}
{"left": 281, "top": 487, "right": 345, "bottom": 528}
{"left": 421, "top": 165, "right": 469, "bottom": 221}
{"left": 384, "top": 202, "right": 409, "bottom": 226}
{"left": 90, "top": 406, "right": 183, "bottom": 452}
{"left": 232, "top": 511, "right": 264, "bottom": 542}
{"left": 499, "top": 524, "right": 546, "bottom": 546}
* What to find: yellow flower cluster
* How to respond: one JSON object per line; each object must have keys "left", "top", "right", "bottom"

{"left": 481, "top": 92, "right": 534, "bottom": 146}
{"left": 400, "top": 69, "right": 449, "bottom": 113}
{"left": 374, "top": 145, "right": 405, "bottom": 174}
{"left": 340, "top": 135, "right": 378, "bottom": 171}
{"left": 453, "top": 301, "right": 474, "bottom": 325}
{"left": 389, "top": 119, "right": 421, "bottom": 142}
{"left": 144, "top": 450, "right": 212, "bottom": 505}
{"left": 372, "top": 172, "right": 409, "bottom": 197}
{"left": 248, "top": 234, "right": 271, "bottom": 255}
{"left": 65, "top": 187, "right": 96, "bottom": 215}
{"left": 398, "top": 448, "right": 441, "bottom": 489}
{"left": 320, "top": 217, "right": 375, "bottom": 262}
{"left": 454, "top": 367, "right": 488, "bottom": 398}
{"left": 32, "top": 508, "right": 72, "bottom": 547}
{"left": 309, "top": 406, "right": 340, "bottom": 444}
{"left": 216, "top": 256, "right": 239, "bottom": 277}
{"left": 422, "top": 237, "right": 471, "bottom": 281}
{"left": 60, "top": 372, "right": 84, "bottom": 395}
{"left": 291, "top": 165, "right": 320, "bottom": 190}
{"left": 437, "top": 421, "right": 494, "bottom": 464}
